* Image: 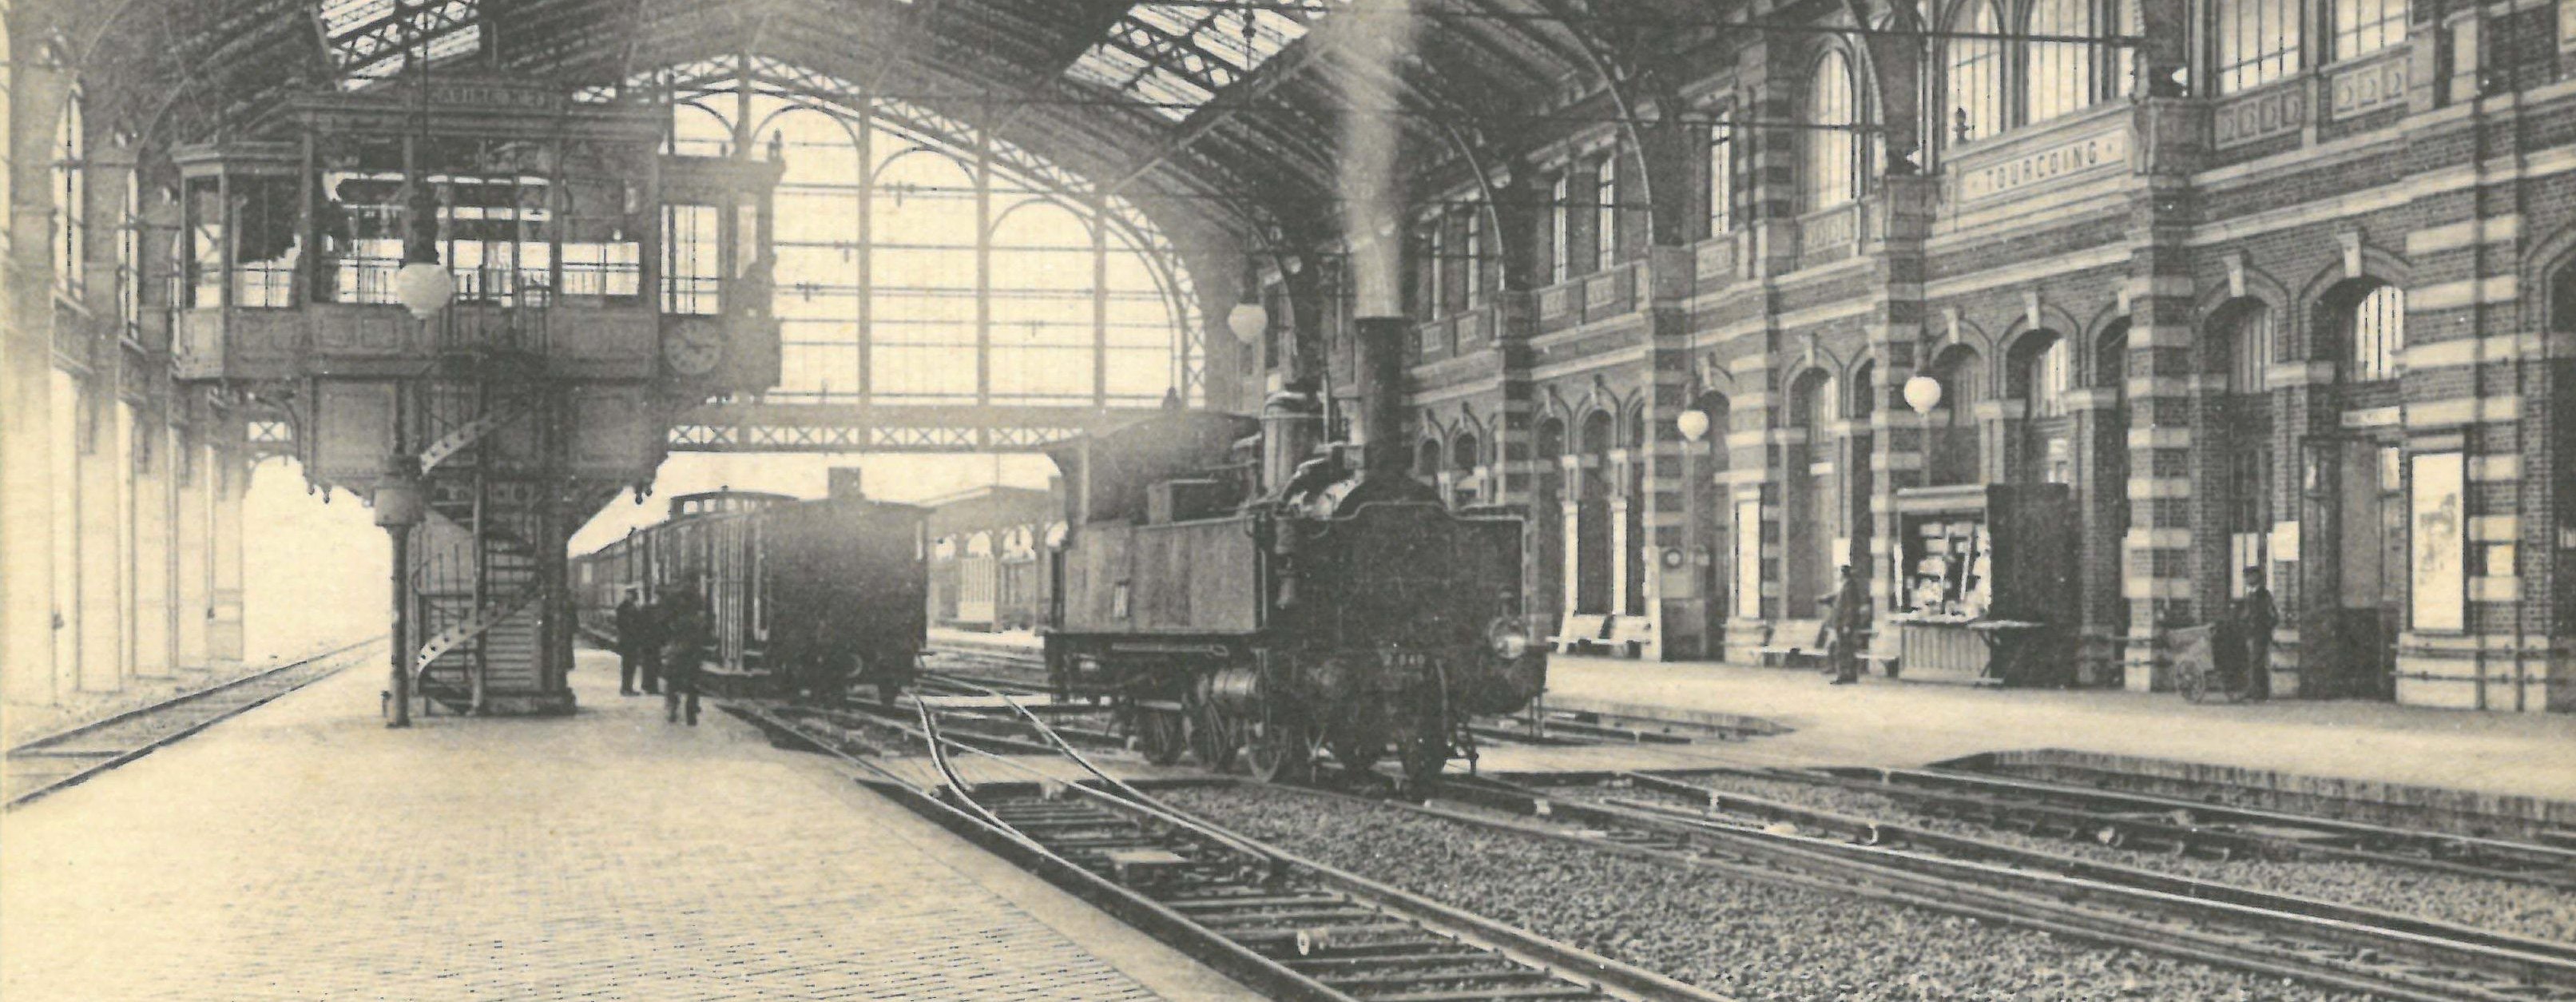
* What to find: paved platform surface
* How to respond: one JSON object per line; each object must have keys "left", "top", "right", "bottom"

{"left": 1544, "top": 656, "right": 2576, "bottom": 801}
{"left": 0, "top": 650, "right": 1264, "bottom": 1002}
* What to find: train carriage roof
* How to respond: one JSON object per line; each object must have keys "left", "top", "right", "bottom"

{"left": 1043, "top": 411, "right": 1258, "bottom": 525}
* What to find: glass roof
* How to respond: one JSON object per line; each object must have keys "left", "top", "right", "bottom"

{"left": 317, "top": 0, "right": 483, "bottom": 89}
{"left": 1064, "top": 2, "right": 1334, "bottom": 121}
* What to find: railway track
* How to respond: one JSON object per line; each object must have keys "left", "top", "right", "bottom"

{"left": 1324, "top": 772, "right": 2576, "bottom": 1002}
{"left": 732, "top": 686, "right": 1737, "bottom": 1002}
{"left": 919, "top": 644, "right": 1765, "bottom": 749}
{"left": 1804, "top": 763, "right": 2576, "bottom": 890}
{"left": 5, "top": 640, "right": 378, "bottom": 809}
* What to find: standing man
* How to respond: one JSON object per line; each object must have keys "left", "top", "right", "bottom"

{"left": 1826, "top": 564, "right": 1871, "bottom": 686}
{"left": 613, "top": 590, "right": 645, "bottom": 696}
{"left": 2237, "top": 567, "right": 2277, "bottom": 701}
{"left": 661, "top": 585, "right": 708, "bottom": 726}
{"left": 635, "top": 592, "right": 665, "bottom": 696}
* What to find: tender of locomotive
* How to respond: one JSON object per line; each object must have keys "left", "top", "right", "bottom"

{"left": 1042, "top": 320, "right": 1546, "bottom": 788}
{"left": 574, "top": 479, "right": 928, "bottom": 702}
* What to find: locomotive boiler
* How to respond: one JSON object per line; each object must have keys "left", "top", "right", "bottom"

{"left": 1042, "top": 318, "right": 1545, "bottom": 788}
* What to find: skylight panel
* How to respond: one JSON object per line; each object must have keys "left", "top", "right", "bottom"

{"left": 317, "top": 0, "right": 482, "bottom": 89}
{"left": 1062, "top": 2, "right": 1334, "bottom": 118}
{"left": 1129, "top": 69, "right": 1214, "bottom": 120}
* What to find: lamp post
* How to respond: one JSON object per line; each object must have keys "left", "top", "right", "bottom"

{"left": 1675, "top": 409, "right": 1712, "bottom": 658}
{"left": 1904, "top": 373, "right": 1943, "bottom": 481}
{"left": 375, "top": 453, "right": 426, "bottom": 727}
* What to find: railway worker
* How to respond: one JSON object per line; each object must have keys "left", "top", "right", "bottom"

{"left": 614, "top": 590, "right": 648, "bottom": 696}
{"left": 634, "top": 594, "right": 665, "bottom": 696}
{"left": 1824, "top": 564, "right": 1871, "bottom": 686}
{"left": 2237, "top": 567, "right": 2277, "bottom": 702}
{"left": 661, "top": 586, "right": 710, "bottom": 726}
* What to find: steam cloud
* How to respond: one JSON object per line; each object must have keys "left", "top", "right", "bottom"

{"left": 1339, "top": 1, "right": 1418, "bottom": 319}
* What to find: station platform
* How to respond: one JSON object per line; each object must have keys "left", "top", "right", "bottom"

{"left": 1542, "top": 654, "right": 2576, "bottom": 801}
{"left": 0, "top": 650, "right": 1264, "bottom": 1002}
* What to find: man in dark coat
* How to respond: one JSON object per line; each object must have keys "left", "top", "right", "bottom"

{"left": 613, "top": 591, "right": 645, "bottom": 695}
{"left": 661, "top": 586, "right": 709, "bottom": 726}
{"left": 1825, "top": 564, "right": 1871, "bottom": 685}
{"left": 2237, "top": 567, "right": 2277, "bottom": 701}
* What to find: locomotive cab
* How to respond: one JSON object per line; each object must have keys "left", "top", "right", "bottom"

{"left": 1040, "top": 321, "right": 1545, "bottom": 788}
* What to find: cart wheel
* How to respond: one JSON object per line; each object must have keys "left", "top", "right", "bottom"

{"left": 1245, "top": 705, "right": 1311, "bottom": 784}
{"left": 2181, "top": 666, "right": 2210, "bottom": 704}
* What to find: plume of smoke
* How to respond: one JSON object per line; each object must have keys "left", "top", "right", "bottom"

{"left": 1339, "top": 0, "right": 1418, "bottom": 319}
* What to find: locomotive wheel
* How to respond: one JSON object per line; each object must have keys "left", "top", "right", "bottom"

{"left": 1245, "top": 706, "right": 1311, "bottom": 785}
{"left": 1137, "top": 708, "right": 1188, "bottom": 766}
{"left": 1187, "top": 698, "right": 1240, "bottom": 773}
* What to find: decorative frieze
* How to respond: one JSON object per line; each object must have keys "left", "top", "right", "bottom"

{"left": 2326, "top": 52, "right": 2409, "bottom": 120}
{"left": 2214, "top": 84, "right": 2308, "bottom": 149}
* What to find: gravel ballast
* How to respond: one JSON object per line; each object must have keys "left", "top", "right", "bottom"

{"left": 1578, "top": 773, "right": 2576, "bottom": 946}
{"left": 1161, "top": 785, "right": 2375, "bottom": 1002}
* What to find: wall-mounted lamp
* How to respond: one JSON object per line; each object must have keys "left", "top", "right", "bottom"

{"left": 1903, "top": 374, "right": 1944, "bottom": 415}
{"left": 1675, "top": 408, "right": 1711, "bottom": 443}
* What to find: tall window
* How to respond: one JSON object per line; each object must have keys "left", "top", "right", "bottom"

{"left": 118, "top": 173, "right": 141, "bottom": 339}
{"left": 2217, "top": 0, "right": 2302, "bottom": 93}
{"left": 2349, "top": 284, "right": 2405, "bottom": 381}
{"left": 661, "top": 204, "right": 720, "bottom": 315}
{"left": 1426, "top": 217, "right": 1449, "bottom": 316}
{"left": 2331, "top": 0, "right": 2407, "bottom": 60}
{"left": 1947, "top": 2, "right": 2006, "bottom": 142}
{"left": 54, "top": 89, "right": 85, "bottom": 300}
{"left": 1464, "top": 207, "right": 1487, "bottom": 307}
{"left": 1807, "top": 51, "right": 1860, "bottom": 210}
{"left": 2027, "top": 0, "right": 2098, "bottom": 123}
{"left": 1550, "top": 172, "right": 1572, "bottom": 284}
{"left": 1594, "top": 154, "right": 1618, "bottom": 272}
{"left": 1707, "top": 117, "right": 1734, "bottom": 236}
{"left": 2226, "top": 303, "right": 2275, "bottom": 393}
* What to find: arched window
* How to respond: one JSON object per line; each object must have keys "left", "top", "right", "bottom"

{"left": 2348, "top": 284, "right": 2404, "bottom": 382}
{"left": 691, "top": 85, "right": 1191, "bottom": 408}
{"left": 2224, "top": 302, "right": 2276, "bottom": 393}
{"left": 2027, "top": 0, "right": 2098, "bottom": 123}
{"left": 1417, "top": 439, "right": 1444, "bottom": 478}
{"left": 1947, "top": 2, "right": 2006, "bottom": 142}
{"left": 1708, "top": 116, "right": 1735, "bottom": 237}
{"left": 2332, "top": 0, "right": 2407, "bottom": 61}
{"left": 2217, "top": 0, "right": 2302, "bottom": 93}
{"left": 1421, "top": 217, "right": 1448, "bottom": 316}
{"left": 2012, "top": 332, "right": 2074, "bottom": 416}
{"left": 1806, "top": 51, "right": 1860, "bottom": 210}
{"left": 1452, "top": 431, "right": 1481, "bottom": 473}
{"left": 54, "top": 87, "right": 85, "bottom": 300}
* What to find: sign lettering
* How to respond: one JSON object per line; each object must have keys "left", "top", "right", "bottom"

{"left": 1958, "top": 128, "right": 2130, "bottom": 203}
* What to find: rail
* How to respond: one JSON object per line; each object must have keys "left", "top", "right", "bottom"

{"left": 1416, "top": 773, "right": 2576, "bottom": 1002}
{"left": 733, "top": 693, "right": 1735, "bottom": 1002}
{"left": 6, "top": 640, "right": 380, "bottom": 809}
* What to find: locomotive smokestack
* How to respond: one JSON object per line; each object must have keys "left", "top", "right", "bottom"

{"left": 1354, "top": 316, "right": 1410, "bottom": 479}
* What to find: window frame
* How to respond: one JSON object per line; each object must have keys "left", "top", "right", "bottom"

{"left": 1947, "top": 0, "right": 2008, "bottom": 144}
{"left": 1806, "top": 50, "right": 1861, "bottom": 212}
{"left": 2215, "top": 0, "right": 2304, "bottom": 93}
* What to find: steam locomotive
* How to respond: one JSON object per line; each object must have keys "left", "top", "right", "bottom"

{"left": 573, "top": 481, "right": 927, "bottom": 702}
{"left": 1042, "top": 319, "right": 1546, "bottom": 788}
